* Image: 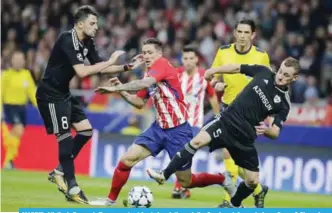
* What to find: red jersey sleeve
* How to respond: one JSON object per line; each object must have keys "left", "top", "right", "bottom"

{"left": 206, "top": 82, "right": 216, "bottom": 97}
{"left": 147, "top": 59, "right": 169, "bottom": 82}
{"left": 137, "top": 89, "right": 149, "bottom": 99}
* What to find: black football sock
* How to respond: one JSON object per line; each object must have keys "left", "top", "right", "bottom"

{"left": 55, "top": 129, "right": 93, "bottom": 172}
{"left": 57, "top": 133, "right": 78, "bottom": 189}
{"left": 231, "top": 181, "right": 255, "bottom": 207}
{"left": 163, "top": 143, "right": 197, "bottom": 180}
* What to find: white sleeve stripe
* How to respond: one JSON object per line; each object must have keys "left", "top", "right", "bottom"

{"left": 71, "top": 30, "right": 79, "bottom": 51}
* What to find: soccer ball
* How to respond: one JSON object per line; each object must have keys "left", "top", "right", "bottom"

{"left": 127, "top": 186, "right": 153, "bottom": 208}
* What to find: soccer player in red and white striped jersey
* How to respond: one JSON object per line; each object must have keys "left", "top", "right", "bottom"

{"left": 91, "top": 38, "right": 232, "bottom": 206}
{"left": 172, "top": 45, "right": 220, "bottom": 199}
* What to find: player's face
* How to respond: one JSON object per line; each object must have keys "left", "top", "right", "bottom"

{"left": 182, "top": 51, "right": 198, "bottom": 71}
{"left": 233, "top": 24, "right": 255, "bottom": 47}
{"left": 11, "top": 52, "right": 25, "bottom": 70}
{"left": 275, "top": 62, "right": 298, "bottom": 86}
{"left": 81, "top": 14, "right": 98, "bottom": 38}
{"left": 142, "top": 44, "right": 162, "bottom": 68}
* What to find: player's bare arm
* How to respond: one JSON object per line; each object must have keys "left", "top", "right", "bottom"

{"left": 205, "top": 64, "right": 241, "bottom": 81}
{"left": 109, "top": 77, "right": 146, "bottom": 109}
{"left": 73, "top": 50, "right": 126, "bottom": 78}
{"left": 97, "top": 77, "right": 156, "bottom": 93}
{"left": 100, "top": 54, "right": 144, "bottom": 74}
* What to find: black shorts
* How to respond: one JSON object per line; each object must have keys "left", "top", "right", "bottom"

{"left": 3, "top": 104, "right": 26, "bottom": 126}
{"left": 37, "top": 96, "right": 87, "bottom": 135}
{"left": 202, "top": 117, "right": 259, "bottom": 172}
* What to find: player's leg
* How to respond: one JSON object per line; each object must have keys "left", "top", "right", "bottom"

{"left": 37, "top": 99, "right": 88, "bottom": 204}
{"left": 51, "top": 97, "right": 92, "bottom": 173}
{"left": 147, "top": 118, "right": 230, "bottom": 185}
{"left": 238, "top": 167, "right": 269, "bottom": 208}
{"left": 172, "top": 126, "right": 200, "bottom": 199}
{"left": 90, "top": 123, "right": 164, "bottom": 206}
{"left": 222, "top": 144, "right": 263, "bottom": 207}
{"left": 230, "top": 169, "right": 259, "bottom": 207}
{"left": 3, "top": 105, "right": 25, "bottom": 169}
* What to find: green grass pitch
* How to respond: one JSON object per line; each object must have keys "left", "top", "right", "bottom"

{"left": 1, "top": 170, "right": 331, "bottom": 211}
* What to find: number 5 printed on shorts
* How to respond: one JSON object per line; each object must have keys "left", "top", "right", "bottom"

{"left": 213, "top": 128, "right": 222, "bottom": 138}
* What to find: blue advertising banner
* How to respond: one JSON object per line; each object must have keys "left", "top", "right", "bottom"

{"left": 90, "top": 133, "right": 332, "bottom": 195}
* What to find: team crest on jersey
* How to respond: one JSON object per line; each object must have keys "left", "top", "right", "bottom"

{"left": 274, "top": 95, "right": 281, "bottom": 103}
{"left": 83, "top": 48, "right": 88, "bottom": 57}
{"left": 77, "top": 53, "right": 83, "bottom": 61}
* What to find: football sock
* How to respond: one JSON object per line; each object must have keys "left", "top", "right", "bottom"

{"left": 57, "top": 133, "right": 77, "bottom": 189}
{"left": 231, "top": 181, "right": 255, "bottom": 207}
{"left": 72, "top": 129, "right": 93, "bottom": 158}
{"left": 188, "top": 173, "right": 225, "bottom": 188}
{"left": 163, "top": 143, "right": 197, "bottom": 180}
{"left": 55, "top": 129, "right": 93, "bottom": 173}
{"left": 108, "top": 161, "right": 132, "bottom": 201}
{"left": 253, "top": 183, "right": 263, "bottom": 196}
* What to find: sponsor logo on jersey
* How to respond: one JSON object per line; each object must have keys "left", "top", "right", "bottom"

{"left": 253, "top": 85, "right": 272, "bottom": 111}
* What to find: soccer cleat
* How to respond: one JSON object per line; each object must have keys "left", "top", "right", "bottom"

{"left": 48, "top": 169, "right": 67, "bottom": 195}
{"left": 221, "top": 172, "right": 237, "bottom": 197}
{"left": 254, "top": 185, "right": 269, "bottom": 208}
{"left": 89, "top": 198, "right": 116, "bottom": 206}
{"left": 171, "top": 188, "right": 191, "bottom": 199}
{"left": 146, "top": 168, "right": 166, "bottom": 185}
{"left": 66, "top": 186, "right": 89, "bottom": 204}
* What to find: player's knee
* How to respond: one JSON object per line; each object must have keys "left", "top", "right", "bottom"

{"left": 120, "top": 152, "right": 141, "bottom": 167}
{"left": 245, "top": 175, "right": 259, "bottom": 188}
{"left": 190, "top": 131, "right": 210, "bottom": 149}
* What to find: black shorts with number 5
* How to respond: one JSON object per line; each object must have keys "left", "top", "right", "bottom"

{"left": 37, "top": 97, "right": 87, "bottom": 135}
{"left": 202, "top": 117, "right": 259, "bottom": 172}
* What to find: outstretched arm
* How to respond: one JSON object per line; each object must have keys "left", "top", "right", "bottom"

{"left": 205, "top": 64, "right": 241, "bottom": 81}
{"left": 100, "top": 54, "right": 144, "bottom": 74}
{"left": 119, "top": 91, "right": 146, "bottom": 109}
{"left": 96, "top": 77, "right": 156, "bottom": 93}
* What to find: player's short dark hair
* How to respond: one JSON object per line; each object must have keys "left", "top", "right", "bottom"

{"left": 182, "top": 44, "right": 200, "bottom": 56}
{"left": 283, "top": 57, "right": 300, "bottom": 74}
{"left": 74, "top": 5, "right": 98, "bottom": 24}
{"left": 235, "top": 19, "right": 256, "bottom": 32}
{"left": 142, "top": 38, "right": 163, "bottom": 51}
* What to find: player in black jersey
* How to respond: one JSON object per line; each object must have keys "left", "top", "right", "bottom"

{"left": 147, "top": 57, "right": 299, "bottom": 208}
{"left": 36, "top": 5, "right": 143, "bottom": 204}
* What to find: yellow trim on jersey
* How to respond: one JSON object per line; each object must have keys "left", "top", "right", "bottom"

{"left": 211, "top": 43, "right": 270, "bottom": 105}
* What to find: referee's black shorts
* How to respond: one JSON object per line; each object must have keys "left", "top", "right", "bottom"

{"left": 202, "top": 116, "right": 259, "bottom": 172}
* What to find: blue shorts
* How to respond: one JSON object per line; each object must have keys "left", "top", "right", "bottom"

{"left": 191, "top": 126, "right": 200, "bottom": 137}
{"left": 134, "top": 121, "right": 193, "bottom": 170}
{"left": 3, "top": 104, "right": 26, "bottom": 126}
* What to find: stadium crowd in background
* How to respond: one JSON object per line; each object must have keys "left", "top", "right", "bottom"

{"left": 2, "top": 0, "right": 332, "bottom": 104}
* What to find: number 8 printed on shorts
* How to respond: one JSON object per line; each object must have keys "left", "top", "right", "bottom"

{"left": 61, "top": 116, "right": 69, "bottom": 129}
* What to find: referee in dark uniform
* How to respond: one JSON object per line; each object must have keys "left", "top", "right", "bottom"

{"left": 36, "top": 5, "right": 139, "bottom": 204}
{"left": 147, "top": 57, "right": 299, "bottom": 208}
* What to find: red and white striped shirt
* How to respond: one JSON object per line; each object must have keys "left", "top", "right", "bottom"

{"left": 178, "top": 67, "right": 215, "bottom": 128}
{"left": 137, "top": 58, "right": 188, "bottom": 129}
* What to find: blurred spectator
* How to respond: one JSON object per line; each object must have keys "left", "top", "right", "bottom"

{"left": 120, "top": 115, "right": 142, "bottom": 136}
